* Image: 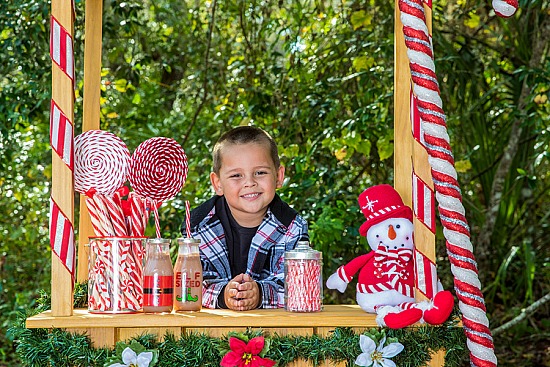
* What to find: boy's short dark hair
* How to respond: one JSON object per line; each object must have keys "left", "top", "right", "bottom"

{"left": 212, "top": 126, "right": 280, "bottom": 174}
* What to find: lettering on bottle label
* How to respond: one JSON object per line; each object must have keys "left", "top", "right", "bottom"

{"left": 175, "top": 271, "right": 201, "bottom": 303}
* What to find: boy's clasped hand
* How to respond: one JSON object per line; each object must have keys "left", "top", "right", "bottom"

{"left": 224, "top": 273, "right": 260, "bottom": 311}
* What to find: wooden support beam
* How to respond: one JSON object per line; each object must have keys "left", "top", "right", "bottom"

{"left": 77, "top": 0, "right": 104, "bottom": 282}
{"left": 50, "top": 0, "right": 75, "bottom": 317}
{"left": 394, "top": 0, "right": 435, "bottom": 303}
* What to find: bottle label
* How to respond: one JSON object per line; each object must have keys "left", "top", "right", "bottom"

{"left": 143, "top": 275, "right": 173, "bottom": 307}
{"left": 175, "top": 271, "right": 201, "bottom": 303}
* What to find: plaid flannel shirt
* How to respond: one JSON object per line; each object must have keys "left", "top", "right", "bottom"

{"left": 187, "top": 195, "right": 309, "bottom": 309}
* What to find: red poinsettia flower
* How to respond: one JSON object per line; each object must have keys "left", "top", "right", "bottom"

{"left": 220, "top": 336, "right": 276, "bottom": 367}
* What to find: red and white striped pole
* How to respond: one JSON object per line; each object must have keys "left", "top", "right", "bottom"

{"left": 49, "top": 0, "right": 75, "bottom": 316}
{"left": 398, "top": 0, "right": 499, "bottom": 365}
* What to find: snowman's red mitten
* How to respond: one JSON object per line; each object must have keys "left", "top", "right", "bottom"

{"left": 376, "top": 305, "right": 423, "bottom": 329}
{"left": 422, "top": 290, "right": 454, "bottom": 325}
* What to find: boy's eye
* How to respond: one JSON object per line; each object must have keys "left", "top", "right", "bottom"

{"left": 230, "top": 174, "right": 242, "bottom": 178}
{"left": 255, "top": 171, "right": 268, "bottom": 176}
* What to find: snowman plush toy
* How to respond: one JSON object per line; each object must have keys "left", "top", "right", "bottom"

{"left": 326, "top": 184, "right": 454, "bottom": 329}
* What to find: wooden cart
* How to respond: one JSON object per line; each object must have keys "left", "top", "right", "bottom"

{"left": 26, "top": 0, "right": 449, "bottom": 366}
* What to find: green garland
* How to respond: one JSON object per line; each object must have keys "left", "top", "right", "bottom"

{"left": 9, "top": 285, "right": 467, "bottom": 367}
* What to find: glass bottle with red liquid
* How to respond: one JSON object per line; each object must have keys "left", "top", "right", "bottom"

{"left": 173, "top": 238, "right": 202, "bottom": 312}
{"left": 143, "top": 238, "right": 173, "bottom": 313}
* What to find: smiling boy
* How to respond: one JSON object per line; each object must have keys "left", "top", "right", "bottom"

{"left": 184, "top": 126, "right": 309, "bottom": 310}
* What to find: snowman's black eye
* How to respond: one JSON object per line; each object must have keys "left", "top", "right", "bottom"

{"left": 406, "top": 237, "right": 409, "bottom": 240}
{"left": 401, "top": 244, "right": 404, "bottom": 247}
{"left": 376, "top": 235, "right": 379, "bottom": 238}
{"left": 396, "top": 225, "right": 401, "bottom": 229}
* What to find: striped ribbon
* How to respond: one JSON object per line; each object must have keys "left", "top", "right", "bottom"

{"left": 49, "top": 198, "right": 75, "bottom": 279}
{"left": 412, "top": 170, "right": 435, "bottom": 233}
{"left": 398, "top": 0, "right": 497, "bottom": 365}
{"left": 50, "top": 100, "right": 74, "bottom": 170}
{"left": 50, "top": 16, "right": 74, "bottom": 81}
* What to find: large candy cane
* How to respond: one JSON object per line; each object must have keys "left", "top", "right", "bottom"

{"left": 398, "top": 0, "right": 500, "bottom": 365}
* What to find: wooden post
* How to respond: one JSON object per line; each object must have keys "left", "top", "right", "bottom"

{"left": 77, "top": 0, "right": 104, "bottom": 282}
{"left": 50, "top": 0, "right": 74, "bottom": 317}
{"left": 394, "top": 0, "right": 435, "bottom": 303}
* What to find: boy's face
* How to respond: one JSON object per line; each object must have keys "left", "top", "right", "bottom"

{"left": 210, "top": 142, "right": 284, "bottom": 227}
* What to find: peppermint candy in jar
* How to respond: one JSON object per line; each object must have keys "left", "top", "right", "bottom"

{"left": 284, "top": 241, "right": 323, "bottom": 312}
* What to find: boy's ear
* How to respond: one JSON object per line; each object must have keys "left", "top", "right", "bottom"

{"left": 210, "top": 172, "right": 223, "bottom": 195}
{"left": 276, "top": 166, "right": 285, "bottom": 189}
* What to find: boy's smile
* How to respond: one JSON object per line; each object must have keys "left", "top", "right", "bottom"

{"left": 210, "top": 142, "right": 285, "bottom": 227}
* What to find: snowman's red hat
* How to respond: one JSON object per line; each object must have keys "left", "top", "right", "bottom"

{"left": 358, "top": 184, "right": 413, "bottom": 236}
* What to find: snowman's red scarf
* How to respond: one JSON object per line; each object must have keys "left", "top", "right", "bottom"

{"left": 358, "top": 245, "right": 415, "bottom": 298}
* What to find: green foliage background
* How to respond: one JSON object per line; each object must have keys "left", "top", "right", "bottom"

{"left": 0, "top": 0, "right": 548, "bottom": 365}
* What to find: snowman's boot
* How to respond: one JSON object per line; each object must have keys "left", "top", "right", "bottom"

{"left": 375, "top": 303, "right": 423, "bottom": 329}
{"left": 422, "top": 290, "right": 454, "bottom": 325}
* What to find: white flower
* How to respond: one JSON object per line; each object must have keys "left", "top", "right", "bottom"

{"left": 109, "top": 347, "right": 154, "bottom": 367}
{"left": 355, "top": 335, "right": 404, "bottom": 367}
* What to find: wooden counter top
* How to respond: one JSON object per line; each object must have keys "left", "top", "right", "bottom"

{"left": 26, "top": 304, "right": 379, "bottom": 329}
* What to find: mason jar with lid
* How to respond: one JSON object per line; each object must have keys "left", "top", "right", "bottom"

{"left": 284, "top": 241, "right": 323, "bottom": 312}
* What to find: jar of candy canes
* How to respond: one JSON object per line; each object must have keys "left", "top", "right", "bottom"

{"left": 87, "top": 237, "right": 147, "bottom": 314}
{"left": 284, "top": 241, "right": 323, "bottom": 312}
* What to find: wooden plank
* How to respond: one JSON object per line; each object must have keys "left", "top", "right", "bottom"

{"left": 395, "top": 0, "right": 437, "bottom": 304}
{"left": 50, "top": 0, "right": 74, "bottom": 318}
{"left": 82, "top": 0, "right": 103, "bottom": 130}
{"left": 428, "top": 349, "right": 445, "bottom": 367}
{"left": 393, "top": 0, "right": 413, "bottom": 208}
{"left": 77, "top": 200, "right": 93, "bottom": 283}
{"left": 411, "top": 2, "right": 435, "bottom": 303}
{"left": 186, "top": 327, "right": 247, "bottom": 337}
{"left": 265, "top": 327, "right": 313, "bottom": 336}
{"left": 26, "top": 305, "right": 379, "bottom": 329}
{"left": 88, "top": 327, "right": 116, "bottom": 348}
{"left": 77, "top": 0, "right": 104, "bottom": 282}
{"left": 117, "top": 327, "right": 182, "bottom": 342}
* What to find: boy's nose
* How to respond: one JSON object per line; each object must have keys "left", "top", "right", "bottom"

{"left": 243, "top": 176, "right": 257, "bottom": 187}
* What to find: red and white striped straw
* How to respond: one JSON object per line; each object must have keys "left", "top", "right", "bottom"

{"left": 185, "top": 200, "right": 191, "bottom": 238}
{"left": 150, "top": 199, "right": 161, "bottom": 238}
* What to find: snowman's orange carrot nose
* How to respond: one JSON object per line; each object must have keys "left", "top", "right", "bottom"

{"left": 388, "top": 225, "right": 397, "bottom": 240}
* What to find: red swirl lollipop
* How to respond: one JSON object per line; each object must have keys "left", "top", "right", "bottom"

{"left": 129, "top": 137, "right": 188, "bottom": 203}
{"left": 74, "top": 130, "right": 131, "bottom": 195}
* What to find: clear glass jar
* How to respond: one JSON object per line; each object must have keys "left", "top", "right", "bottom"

{"left": 88, "top": 237, "right": 147, "bottom": 313}
{"left": 143, "top": 238, "right": 174, "bottom": 313}
{"left": 173, "top": 238, "right": 203, "bottom": 312}
{"left": 284, "top": 240, "right": 323, "bottom": 312}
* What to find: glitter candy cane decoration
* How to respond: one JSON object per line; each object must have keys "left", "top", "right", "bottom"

{"left": 398, "top": 0, "right": 498, "bottom": 365}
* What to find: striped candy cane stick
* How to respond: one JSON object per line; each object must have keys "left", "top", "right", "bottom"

{"left": 398, "top": 0, "right": 497, "bottom": 365}
{"left": 83, "top": 196, "right": 112, "bottom": 311}
{"left": 99, "top": 198, "right": 132, "bottom": 311}
{"left": 128, "top": 192, "right": 147, "bottom": 304}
